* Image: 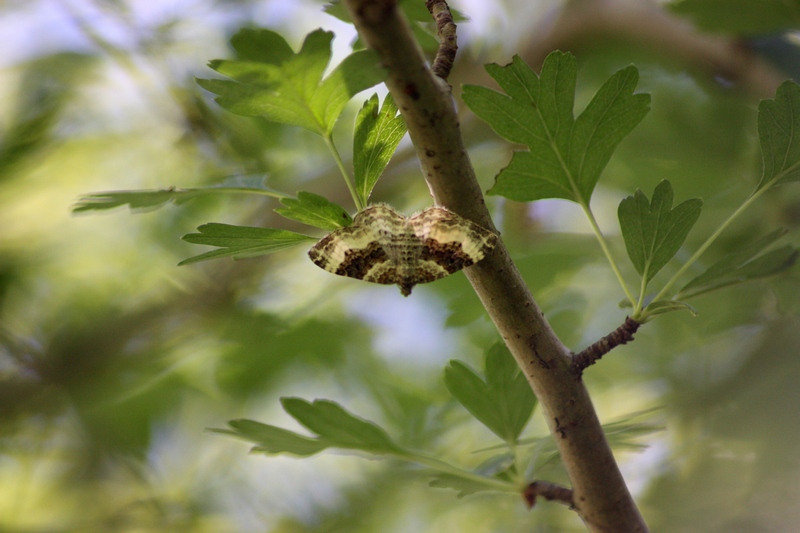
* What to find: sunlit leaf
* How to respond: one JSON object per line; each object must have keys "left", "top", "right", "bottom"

{"left": 444, "top": 343, "right": 536, "bottom": 443}
{"left": 275, "top": 191, "right": 353, "bottom": 230}
{"left": 281, "top": 397, "right": 399, "bottom": 453}
{"left": 179, "top": 224, "right": 316, "bottom": 265}
{"left": 353, "top": 94, "right": 407, "bottom": 205}
{"left": 462, "top": 51, "right": 650, "bottom": 204}
{"left": 670, "top": 0, "right": 800, "bottom": 34}
{"left": 618, "top": 179, "right": 703, "bottom": 285}
{"left": 197, "top": 29, "right": 385, "bottom": 135}
{"left": 757, "top": 80, "right": 800, "bottom": 190}
{"left": 210, "top": 419, "right": 328, "bottom": 456}
{"left": 73, "top": 175, "right": 288, "bottom": 213}
{"left": 229, "top": 28, "right": 294, "bottom": 64}
{"left": 678, "top": 229, "right": 799, "bottom": 299}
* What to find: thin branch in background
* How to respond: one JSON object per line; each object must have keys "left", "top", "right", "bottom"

{"left": 571, "top": 317, "right": 641, "bottom": 375}
{"left": 425, "top": 0, "right": 457, "bottom": 80}
{"left": 523, "top": 481, "right": 574, "bottom": 509}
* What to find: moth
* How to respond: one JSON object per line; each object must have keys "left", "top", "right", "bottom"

{"left": 308, "top": 204, "right": 497, "bottom": 296}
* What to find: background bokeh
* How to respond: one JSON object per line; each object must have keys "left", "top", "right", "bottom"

{"left": 1, "top": 1, "right": 799, "bottom": 531}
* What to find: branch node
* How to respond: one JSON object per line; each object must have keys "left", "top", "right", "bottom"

{"left": 523, "top": 480, "right": 574, "bottom": 509}
{"left": 571, "top": 316, "right": 640, "bottom": 375}
{"left": 425, "top": 0, "right": 457, "bottom": 80}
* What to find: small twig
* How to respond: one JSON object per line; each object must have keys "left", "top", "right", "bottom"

{"left": 523, "top": 481, "right": 574, "bottom": 509}
{"left": 572, "top": 317, "right": 641, "bottom": 375}
{"left": 425, "top": 0, "right": 457, "bottom": 80}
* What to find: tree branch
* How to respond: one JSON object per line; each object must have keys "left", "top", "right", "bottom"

{"left": 572, "top": 317, "right": 641, "bottom": 375}
{"left": 425, "top": 0, "right": 457, "bottom": 80}
{"left": 523, "top": 480, "right": 575, "bottom": 509}
{"left": 520, "top": 0, "right": 786, "bottom": 99}
{"left": 343, "top": 1, "right": 648, "bottom": 531}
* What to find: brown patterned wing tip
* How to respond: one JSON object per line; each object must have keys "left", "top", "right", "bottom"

{"left": 308, "top": 226, "right": 392, "bottom": 278}
{"left": 410, "top": 207, "right": 498, "bottom": 267}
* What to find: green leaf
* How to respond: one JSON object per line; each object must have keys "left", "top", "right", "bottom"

{"left": 513, "top": 409, "right": 663, "bottom": 468}
{"left": 428, "top": 471, "right": 508, "bottom": 498}
{"left": 353, "top": 94, "right": 407, "bottom": 205}
{"left": 618, "top": 180, "right": 703, "bottom": 285}
{"left": 757, "top": 80, "right": 800, "bottom": 190}
{"left": 179, "top": 224, "right": 316, "bottom": 265}
{"left": 462, "top": 52, "right": 650, "bottom": 204}
{"left": 209, "top": 419, "right": 328, "bottom": 456}
{"left": 275, "top": 191, "right": 353, "bottom": 230}
{"left": 444, "top": 343, "right": 536, "bottom": 444}
{"left": 678, "top": 229, "right": 799, "bottom": 299}
{"left": 197, "top": 29, "right": 385, "bottom": 136}
{"left": 427, "top": 453, "right": 515, "bottom": 498}
{"left": 643, "top": 299, "right": 698, "bottom": 318}
{"left": 669, "top": 0, "right": 800, "bottom": 34}
{"left": 229, "top": 28, "right": 294, "bottom": 64}
{"left": 73, "top": 175, "right": 289, "bottom": 213}
{"left": 281, "top": 397, "right": 399, "bottom": 453}
{"left": 597, "top": 408, "right": 665, "bottom": 451}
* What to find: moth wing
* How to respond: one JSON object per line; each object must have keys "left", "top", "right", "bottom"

{"left": 308, "top": 225, "right": 375, "bottom": 276}
{"left": 308, "top": 204, "right": 404, "bottom": 285}
{"left": 409, "top": 207, "right": 497, "bottom": 272}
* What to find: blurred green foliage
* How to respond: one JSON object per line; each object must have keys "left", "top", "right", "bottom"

{"left": 1, "top": 1, "right": 800, "bottom": 532}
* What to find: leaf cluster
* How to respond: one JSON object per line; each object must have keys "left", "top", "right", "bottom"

{"left": 213, "top": 341, "right": 657, "bottom": 498}
{"left": 463, "top": 52, "right": 650, "bottom": 205}
{"left": 76, "top": 28, "right": 408, "bottom": 266}
{"left": 464, "top": 51, "right": 800, "bottom": 321}
{"left": 197, "top": 28, "right": 384, "bottom": 136}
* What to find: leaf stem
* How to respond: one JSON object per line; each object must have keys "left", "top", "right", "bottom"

{"left": 581, "top": 202, "right": 637, "bottom": 306}
{"left": 190, "top": 187, "right": 292, "bottom": 199}
{"left": 324, "top": 134, "right": 364, "bottom": 211}
{"left": 648, "top": 184, "right": 771, "bottom": 309}
{"left": 634, "top": 275, "right": 648, "bottom": 316}
{"left": 396, "top": 450, "right": 520, "bottom": 493}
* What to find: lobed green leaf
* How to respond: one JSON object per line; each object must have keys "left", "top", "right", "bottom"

{"left": 444, "top": 343, "right": 536, "bottom": 444}
{"left": 210, "top": 419, "right": 328, "bottom": 456}
{"left": 73, "top": 175, "right": 289, "bottom": 213}
{"left": 353, "top": 94, "right": 407, "bottom": 205}
{"left": 275, "top": 191, "right": 353, "bottom": 230}
{"left": 463, "top": 51, "right": 650, "bottom": 204}
{"left": 197, "top": 29, "right": 385, "bottom": 135}
{"left": 281, "top": 397, "right": 399, "bottom": 454}
{"left": 179, "top": 224, "right": 316, "bottom": 265}
{"left": 229, "top": 28, "right": 294, "bottom": 64}
{"left": 757, "top": 80, "right": 800, "bottom": 190}
{"left": 618, "top": 179, "right": 702, "bottom": 285}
